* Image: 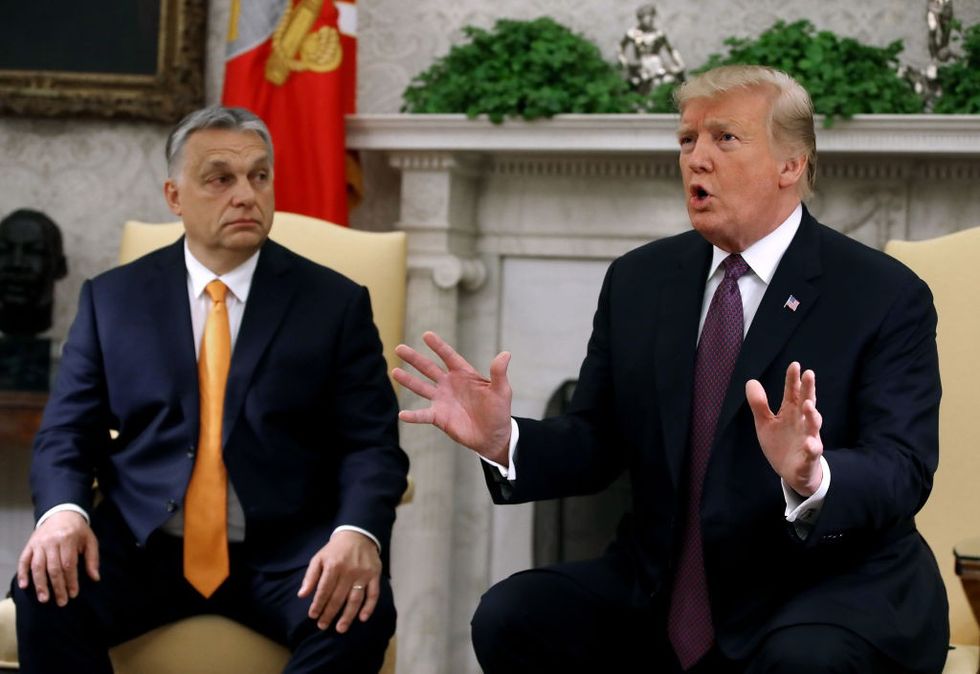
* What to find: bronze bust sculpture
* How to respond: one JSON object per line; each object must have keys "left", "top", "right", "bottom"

{"left": 0, "top": 209, "right": 68, "bottom": 336}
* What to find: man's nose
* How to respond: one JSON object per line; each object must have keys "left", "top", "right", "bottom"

{"left": 230, "top": 177, "right": 256, "bottom": 206}
{"left": 684, "top": 138, "right": 712, "bottom": 172}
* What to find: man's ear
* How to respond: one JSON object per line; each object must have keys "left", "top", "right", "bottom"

{"left": 163, "top": 179, "right": 182, "bottom": 217}
{"left": 778, "top": 155, "right": 807, "bottom": 190}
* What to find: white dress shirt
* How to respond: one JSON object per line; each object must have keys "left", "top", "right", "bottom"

{"left": 486, "top": 204, "right": 830, "bottom": 532}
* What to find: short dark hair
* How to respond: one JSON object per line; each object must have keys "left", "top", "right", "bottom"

{"left": 165, "top": 106, "right": 274, "bottom": 179}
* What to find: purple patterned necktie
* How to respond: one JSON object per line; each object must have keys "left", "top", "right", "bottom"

{"left": 668, "top": 253, "right": 750, "bottom": 670}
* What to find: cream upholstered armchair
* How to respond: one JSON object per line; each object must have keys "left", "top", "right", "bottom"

{"left": 0, "top": 212, "right": 408, "bottom": 673}
{"left": 886, "top": 227, "right": 980, "bottom": 674}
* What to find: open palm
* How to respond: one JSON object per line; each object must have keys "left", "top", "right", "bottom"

{"left": 745, "top": 361, "right": 824, "bottom": 497}
{"left": 394, "top": 331, "right": 514, "bottom": 465}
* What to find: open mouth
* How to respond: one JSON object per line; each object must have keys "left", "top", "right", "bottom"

{"left": 689, "top": 184, "right": 711, "bottom": 205}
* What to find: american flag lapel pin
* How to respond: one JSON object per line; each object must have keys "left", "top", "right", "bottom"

{"left": 784, "top": 295, "right": 800, "bottom": 312}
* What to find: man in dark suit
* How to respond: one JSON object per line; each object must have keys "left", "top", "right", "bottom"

{"left": 394, "top": 65, "right": 949, "bottom": 673}
{"left": 11, "top": 106, "right": 408, "bottom": 673}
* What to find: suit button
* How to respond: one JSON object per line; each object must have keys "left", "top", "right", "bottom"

{"left": 166, "top": 499, "right": 178, "bottom": 513}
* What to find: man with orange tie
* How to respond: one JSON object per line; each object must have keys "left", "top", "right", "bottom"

{"left": 10, "top": 106, "right": 408, "bottom": 673}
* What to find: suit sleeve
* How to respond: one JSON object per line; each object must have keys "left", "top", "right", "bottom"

{"left": 330, "top": 286, "right": 409, "bottom": 551}
{"left": 808, "top": 274, "right": 940, "bottom": 543}
{"left": 30, "top": 280, "right": 112, "bottom": 520}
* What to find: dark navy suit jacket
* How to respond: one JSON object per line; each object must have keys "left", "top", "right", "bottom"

{"left": 488, "top": 208, "right": 949, "bottom": 673}
{"left": 31, "top": 238, "right": 408, "bottom": 572}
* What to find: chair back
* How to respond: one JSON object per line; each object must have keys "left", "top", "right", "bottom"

{"left": 119, "top": 212, "right": 406, "bottom": 379}
{"left": 886, "top": 227, "right": 980, "bottom": 645}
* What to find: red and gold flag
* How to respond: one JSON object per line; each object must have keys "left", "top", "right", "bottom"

{"left": 222, "top": 0, "right": 359, "bottom": 225}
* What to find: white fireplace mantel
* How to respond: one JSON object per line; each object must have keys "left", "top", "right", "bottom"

{"left": 347, "top": 113, "right": 980, "bottom": 156}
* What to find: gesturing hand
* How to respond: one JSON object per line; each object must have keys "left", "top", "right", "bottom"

{"left": 393, "top": 331, "right": 513, "bottom": 466}
{"left": 745, "top": 362, "right": 824, "bottom": 497}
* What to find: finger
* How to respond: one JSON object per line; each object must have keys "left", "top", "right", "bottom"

{"left": 59, "top": 539, "right": 79, "bottom": 600}
{"left": 783, "top": 361, "right": 801, "bottom": 405}
{"left": 398, "top": 407, "right": 436, "bottom": 426}
{"left": 360, "top": 576, "right": 380, "bottom": 622}
{"left": 802, "top": 399, "right": 823, "bottom": 437}
{"left": 335, "top": 584, "right": 366, "bottom": 634}
{"left": 309, "top": 561, "right": 339, "bottom": 621}
{"left": 297, "top": 557, "right": 322, "bottom": 599}
{"left": 83, "top": 531, "right": 101, "bottom": 582}
{"left": 394, "top": 344, "right": 446, "bottom": 382}
{"left": 744, "top": 379, "right": 773, "bottom": 422}
{"left": 422, "top": 331, "right": 479, "bottom": 374}
{"left": 17, "top": 545, "right": 34, "bottom": 589}
{"left": 30, "top": 548, "right": 50, "bottom": 603}
{"left": 801, "top": 368, "right": 817, "bottom": 406}
{"left": 314, "top": 574, "right": 345, "bottom": 630}
{"left": 391, "top": 368, "right": 438, "bottom": 400}
{"left": 488, "top": 351, "right": 512, "bottom": 393}
{"left": 44, "top": 546, "right": 68, "bottom": 606}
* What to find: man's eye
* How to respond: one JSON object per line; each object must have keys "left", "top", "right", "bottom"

{"left": 720, "top": 133, "right": 737, "bottom": 142}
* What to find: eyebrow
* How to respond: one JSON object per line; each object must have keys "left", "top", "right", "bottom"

{"left": 200, "top": 155, "right": 271, "bottom": 173}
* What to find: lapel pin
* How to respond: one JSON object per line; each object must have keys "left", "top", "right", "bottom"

{"left": 784, "top": 295, "right": 800, "bottom": 312}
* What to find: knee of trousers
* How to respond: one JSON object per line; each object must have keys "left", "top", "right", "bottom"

{"left": 10, "top": 581, "right": 98, "bottom": 646}
{"left": 292, "top": 582, "right": 397, "bottom": 659}
{"left": 749, "top": 626, "right": 870, "bottom": 674}
{"left": 470, "top": 578, "right": 532, "bottom": 656}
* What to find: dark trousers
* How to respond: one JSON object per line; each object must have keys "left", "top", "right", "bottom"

{"left": 11, "top": 502, "right": 395, "bottom": 674}
{"left": 471, "top": 553, "right": 919, "bottom": 674}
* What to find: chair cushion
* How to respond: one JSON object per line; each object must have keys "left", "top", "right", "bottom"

{"left": 109, "top": 614, "right": 289, "bottom": 674}
{"left": 944, "top": 644, "right": 979, "bottom": 673}
{"left": 0, "top": 598, "right": 17, "bottom": 669}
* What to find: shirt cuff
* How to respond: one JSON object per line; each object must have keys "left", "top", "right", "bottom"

{"left": 782, "top": 455, "right": 831, "bottom": 525}
{"left": 480, "top": 418, "right": 519, "bottom": 480}
{"left": 36, "top": 503, "right": 90, "bottom": 529}
{"left": 332, "top": 525, "right": 381, "bottom": 553}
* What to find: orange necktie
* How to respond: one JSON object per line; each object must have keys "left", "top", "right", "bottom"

{"left": 183, "top": 280, "right": 231, "bottom": 597}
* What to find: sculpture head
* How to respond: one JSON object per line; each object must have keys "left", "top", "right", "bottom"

{"left": 636, "top": 3, "right": 657, "bottom": 28}
{"left": 0, "top": 209, "right": 68, "bottom": 335}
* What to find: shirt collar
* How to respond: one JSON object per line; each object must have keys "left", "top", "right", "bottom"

{"left": 705, "top": 204, "right": 803, "bottom": 284}
{"left": 184, "top": 240, "right": 260, "bottom": 303}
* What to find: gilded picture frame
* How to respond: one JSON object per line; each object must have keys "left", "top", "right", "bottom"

{"left": 0, "top": 0, "right": 207, "bottom": 123}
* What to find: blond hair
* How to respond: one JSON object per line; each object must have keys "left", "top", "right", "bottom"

{"left": 675, "top": 65, "right": 816, "bottom": 199}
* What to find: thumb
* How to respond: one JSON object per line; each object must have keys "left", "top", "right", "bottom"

{"left": 745, "top": 379, "right": 772, "bottom": 422}
{"left": 489, "top": 351, "right": 512, "bottom": 392}
{"left": 83, "top": 530, "right": 101, "bottom": 582}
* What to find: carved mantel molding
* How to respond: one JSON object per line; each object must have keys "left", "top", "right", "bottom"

{"left": 348, "top": 113, "right": 980, "bottom": 156}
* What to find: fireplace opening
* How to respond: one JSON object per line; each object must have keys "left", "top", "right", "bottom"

{"left": 533, "top": 380, "right": 633, "bottom": 566}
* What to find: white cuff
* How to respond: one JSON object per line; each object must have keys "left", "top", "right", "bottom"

{"left": 36, "top": 503, "right": 90, "bottom": 529}
{"left": 783, "top": 455, "right": 831, "bottom": 524}
{"left": 481, "top": 418, "right": 519, "bottom": 480}
{"left": 332, "top": 525, "right": 381, "bottom": 553}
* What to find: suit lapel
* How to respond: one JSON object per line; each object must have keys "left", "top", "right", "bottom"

{"left": 714, "top": 209, "right": 823, "bottom": 440}
{"left": 147, "top": 239, "right": 200, "bottom": 443}
{"left": 653, "top": 236, "right": 713, "bottom": 487}
{"left": 222, "top": 241, "right": 297, "bottom": 446}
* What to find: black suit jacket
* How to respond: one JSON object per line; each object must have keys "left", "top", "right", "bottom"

{"left": 489, "top": 208, "right": 948, "bottom": 672}
{"left": 31, "top": 239, "right": 408, "bottom": 572}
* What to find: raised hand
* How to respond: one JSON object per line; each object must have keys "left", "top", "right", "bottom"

{"left": 393, "top": 331, "right": 513, "bottom": 466}
{"left": 745, "top": 362, "right": 824, "bottom": 497}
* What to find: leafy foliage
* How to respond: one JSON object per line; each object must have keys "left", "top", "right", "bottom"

{"left": 659, "top": 20, "right": 925, "bottom": 123}
{"left": 934, "top": 23, "right": 980, "bottom": 113}
{"left": 400, "top": 17, "right": 644, "bottom": 122}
